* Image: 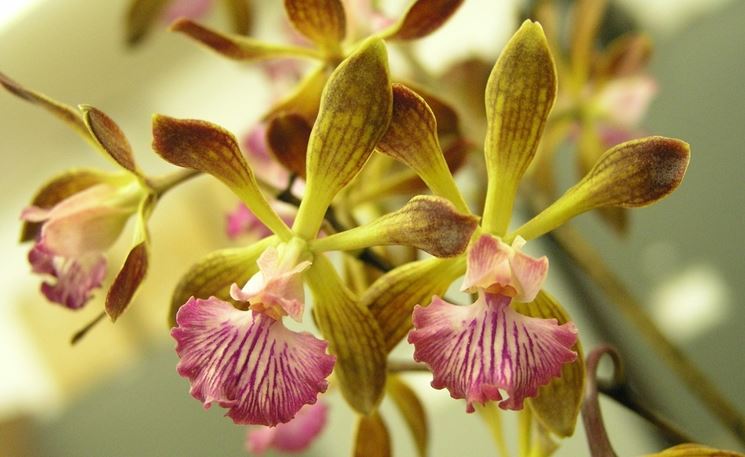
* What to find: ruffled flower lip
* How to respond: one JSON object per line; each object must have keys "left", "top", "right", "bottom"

{"left": 246, "top": 401, "right": 328, "bottom": 454}
{"left": 409, "top": 293, "right": 577, "bottom": 412}
{"left": 172, "top": 297, "right": 335, "bottom": 426}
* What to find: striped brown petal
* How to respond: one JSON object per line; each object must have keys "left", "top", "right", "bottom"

{"left": 383, "top": 0, "right": 464, "bottom": 41}
{"left": 283, "top": 0, "right": 346, "bottom": 50}
{"left": 266, "top": 112, "right": 311, "bottom": 178}
{"left": 482, "top": 21, "right": 557, "bottom": 234}
{"left": 353, "top": 412, "right": 391, "bottom": 457}
{"left": 645, "top": 444, "right": 745, "bottom": 457}
{"left": 81, "top": 105, "right": 141, "bottom": 176}
{"left": 152, "top": 115, "right": 293, "bottom": 239}
{"left": 377, "top": 84, "right": 468, "bottom": 212}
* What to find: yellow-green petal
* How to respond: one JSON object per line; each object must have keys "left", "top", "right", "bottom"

{"left": 293, "top": 37, "right": 392, "bottom": 238}
{"left": 310, "top": 195, "right": 477, "bottom": 257}
{"left": 482, "top": 20, "right": 557, "bottom": 235}
{"left": 125, "top": 0, "right": 169, "bottom": 45}
{"left": 353, "top": 412, "right": 391, "bottom": 457}
{"left": 306, "top": 254, "right": 387, "bottom": 414}
{"left": 644, "top": 444, "right": 745, "bottom": 457}
{"left": 377, "top": 83, "right": 469, "bottom": 212}
{"left": 518, "top": 290, "right": 585, "bottom": 438}
{"left": 362, "top": 257, "right": 463, "bottom": 352}
{"left": 168, "top": 237, "right": 276, "bottom": 327}
{"left": 513, "top": 136, "right": 690, "bottom": 241}
{"left": 387, "top": 375, "right": 428, "bottom": 457}
{"left": 152, "top": 115, "right": 293, "bottom": 240}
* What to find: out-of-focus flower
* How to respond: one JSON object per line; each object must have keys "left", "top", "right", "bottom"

{"left": 1, "top": 72, "right": 157, "bottom": 322}
{"left": 245, "top": 399, "right": 328, "bottom": 454}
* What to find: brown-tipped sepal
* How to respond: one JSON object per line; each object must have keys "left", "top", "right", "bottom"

{"left": 171, "top": 19, "right": 318, "bottom": 61}
{"left": 310, "top": 196, "right": 478, "bottom": 257}
{"left": 646, "top": 444, "right": 745, "bottom": 457}
{"left": 81, "top": 105, "right": 140, "bottom": 176}
{"left": 152, "top": 115, "right": 292, "bottom": 238}
{"left": 106, "top": 241, "right": 148, "bottom": 321}
{"left": 283, "top": 0, "right": 346, "bottom": 50}
{"left": 383, "top": 0, "right": 464, "bottom": 41}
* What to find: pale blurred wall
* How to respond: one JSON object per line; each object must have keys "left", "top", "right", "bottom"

{"left": 0, "top": 0, "right": 744, "bottom": 456}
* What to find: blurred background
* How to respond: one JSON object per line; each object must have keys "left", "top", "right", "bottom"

{"left": 0, "top": 0, "right": 743, "bottom": 455}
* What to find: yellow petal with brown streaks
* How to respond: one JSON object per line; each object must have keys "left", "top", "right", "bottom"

{"left": 482, "top": 20, "right": 557, "bottom": 235}
{"left": 283, "top": 0, "right": 346, "bottom": 50}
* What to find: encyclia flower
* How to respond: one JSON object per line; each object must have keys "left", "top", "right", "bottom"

{"left": 362, "top": 20, "right": 690, "bottom": 436}
{"left": 155, "top": 38, "right": 478, "bottom": 425}
{"left": 1, "top": 72, "right": 156, "bottom": 321}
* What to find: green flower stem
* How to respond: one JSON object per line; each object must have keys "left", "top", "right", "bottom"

{"left": 148, "top": 169, "right": 202, "bottom": 197}
{"left": 551, "top": 222, "right": 745, "bottom": 445}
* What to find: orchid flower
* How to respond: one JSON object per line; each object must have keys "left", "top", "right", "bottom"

{"left": 1, "top": 73, "right": 156, "bottom": 322}
{"left": 361, "top": 20, "right": 689, "bottom": 437}
{"left": 155, "top": 38, "right": 479, "bottom": 426}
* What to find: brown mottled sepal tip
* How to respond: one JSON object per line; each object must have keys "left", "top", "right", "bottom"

{"left": 386, "top": 0, "right": 465, "bottom": 41}
{"left": 266, "top": 113, "right": 311, "bottom": 179}
{"left": 106, "top": 242, "right": 149, "bottom": 321}
{"left": 81, "top": 105, "right": 139, "bottom": 175}
{"left": 283, "top": 0, "right": 346, "bottom": 48}
{"left": 580, "top": 136, "right": 690, "bottom": 209}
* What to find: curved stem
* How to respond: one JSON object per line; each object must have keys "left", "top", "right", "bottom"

{"left": 148, "top": 169, "right": 201, "bottom": 197}
{"left": 582, "top": 345, "right": 620, "bottom": 457}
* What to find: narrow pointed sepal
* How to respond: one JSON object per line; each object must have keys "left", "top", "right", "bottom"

{"left": 310, "top": 196, "right": 477, "bottom": 257}
{"left": 518, "top": 291, "right": 585, "bottom": 438}
{"left": 152, "top": 115, "right": 292, "bottom": 239}
{"left": 171, "top": 19, "right": 321, "bottom": 61}
{"left": 80, "top": 105, "right": 141, "bottom": 176}
{"left": 125, "top": 0, "right": 170, "bottom": 45}
{"left": 106, "top": 241, "right": 148, "bottom": 321}
{"left": 382, "top": 0, "right": 464, "bottom": 41}
{"left": 0, "top": 71, "right": 90, "bottom": 140}
{"left": 283, "top": 0, "right": 346, "bottom": 50}
{"left": 482, "top": 20, "right": 557, "bottom": 234}
{"left": 514, "top": 136, "right": 690, "bottom": 241}
{"left": 306, "top": 255, "right": 387, "bottom": 414}
{"left": 377, "top": 84, "right": 468, "bottom": 211}
{"left": 409, "top": 293, "right": 577, "bottom": 412}
{"left": 172, "top": 297, "right": 335, "bottom": 426}
{"left": 362, "top": 257, "right": 462, "bottom": 351}
{"left": 295, "top": 37, "right": 392, "bottom": 238}
{"left": 387, "top": 375, "right": 428, "bottom": 457}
